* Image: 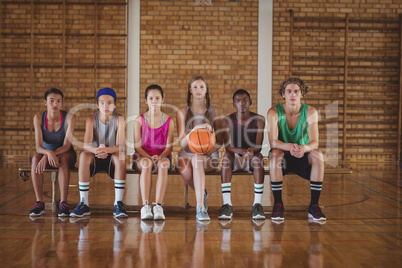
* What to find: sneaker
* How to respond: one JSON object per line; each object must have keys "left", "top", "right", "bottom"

{"left": 308, "top": 204, "right": 326, "bottom": 221}
{"left": 251, "top": 203, "right": 265, "bottom": 220}
{"left": 70, "top": 202, "right": 91, "bottom": 218}
{"left": 271, "top": 203, "right": 284, "bottom": 221}
{"left": 218, "top": 204, "right": 233, "bottom": 220}
{"left": 58, "top": 201, "right": 70, "bottom": 217}
{"left": 196, "top": 206, "right": 210, "bottom": 221}
{"left": 141, "top": 205, "right": 153, "bottom": 220}
{"left": 308, "top": 218, "right": 326, "bottom": 226}
{"left": 153, "top": 204, "right": 165, "bottom": 220}
{"left": 29, "top": 201, "right": 45, "bottom": 216}
{"left": 204, "top": 189, "right": 208, "bottom": 212}
{"left": 113, "top": 201, "right": 128, "bottom": 218}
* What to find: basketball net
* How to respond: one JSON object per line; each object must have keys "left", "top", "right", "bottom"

{"left": 195, "top": 0, "right": 213, "bottom": 6}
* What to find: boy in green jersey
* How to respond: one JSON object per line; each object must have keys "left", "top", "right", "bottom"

{"left": 267, "top": 78, "right": 325, "bottom": 222}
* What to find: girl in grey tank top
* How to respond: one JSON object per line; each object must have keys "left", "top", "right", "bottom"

{"left": 176, "top": 75, "right": 223, "bottom": 222}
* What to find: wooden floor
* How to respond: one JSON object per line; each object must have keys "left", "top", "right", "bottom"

{"left": 0, "top": 160, "right": 401, "bottom": 267}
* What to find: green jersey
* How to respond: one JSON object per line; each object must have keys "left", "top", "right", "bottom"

{"left": 275, "top": 103, "right": 309, "bottom": 146}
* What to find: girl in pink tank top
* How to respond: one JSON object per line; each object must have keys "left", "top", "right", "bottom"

{"left": 133, "top": 84, "right": 175, "bottom": 220}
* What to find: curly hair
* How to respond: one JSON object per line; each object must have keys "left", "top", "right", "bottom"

{"left": 279, "top": 77, "right": 309, "bottom": 97}
{"left": 185, "top": 75, "right": 212, "bottom": 131}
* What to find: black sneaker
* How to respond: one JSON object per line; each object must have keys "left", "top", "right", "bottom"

{"left": 271, "top": 203, "right": 285, "bottom": 221}
{"left": 218, "top": 204, "right": 233, "bottom": 220}
{"left": 308, "top": 204, "right": 326, "bottom": 221}
{"left": 251, "top": 203, "right": 265, "bottom": 220}
{"left": 29, "top": 201, "right": 45, "bottom": 216}
{"left": 58, "top": 201, "right": 70, "bottom": 217}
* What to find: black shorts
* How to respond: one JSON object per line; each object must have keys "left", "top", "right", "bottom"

{"left": 269, "top": 150, "right": 311, "bottom": 180}
{"left": 90, "top": 153, "right": 115, "bottom": 179}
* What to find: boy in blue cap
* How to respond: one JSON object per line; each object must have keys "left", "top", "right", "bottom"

{"left": 70, "top": 87, "right": 128, "bottom": 218}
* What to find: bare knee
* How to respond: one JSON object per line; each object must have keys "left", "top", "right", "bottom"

{"left": 270, "top": 149, "right": 284, "bottom": 166}
{"left": 270, "top": 149, "right": 284, "bottom": 161}
{"left": 177, "top": 158, "right": 192, "bottom": 180}
{"left": 138, "top": 157, "right": 153, "bottom": 171}
{"left": 158, "top": 158, "right": 170, "bottom": 170}
{"left": 309, "top": 150, "right": 324, "bottom": 166}
{"left": 31, "top": 153, "right": 43, "bottom": 166}
{"left": 112, "top": 152, "right": 126, "bottom": 167}
{"left": 251, "top": 153, "right": 263, "bottom": 169}
{"left": 221, "top": 152, "right": 233, "bottom": 170}
{"left": 58, "top": 153, "right": 71, "bottom": 169}
{"left": 80, "top": 151, "right": 93, "bottom": 166}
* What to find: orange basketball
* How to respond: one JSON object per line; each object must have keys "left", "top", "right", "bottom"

{"left": 188, "top": 128, "right": 215, "bottom": 154}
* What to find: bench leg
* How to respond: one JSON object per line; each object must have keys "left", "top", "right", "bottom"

{"left": 51, "top": 172, "right": 59, "bottom": 213}
{"left": 183, "top": 184, "right": 189, "bottom": 209}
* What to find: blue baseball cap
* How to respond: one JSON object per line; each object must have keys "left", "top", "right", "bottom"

{"left": 97, "top": 87, "right": 116, "bottom": 101}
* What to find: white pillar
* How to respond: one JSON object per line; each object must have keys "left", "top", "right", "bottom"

{"left": 126, "top": 0, "right": 141, "bottom": 207}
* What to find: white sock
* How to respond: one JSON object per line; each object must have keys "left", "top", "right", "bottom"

{"left": 114, "top": 180, "right": 125, "bottom": 205}
{"left": 221, "top": 183, "right": 232, "bottom": 205}
{"left": 253, "top": 183, "right": 264, "bottom": 205}
{"left": 79, "top": 181, "right": 90, "bottom": 206}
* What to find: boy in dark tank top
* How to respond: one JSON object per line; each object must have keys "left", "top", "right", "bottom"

{"left": 219, "top": 89, "right": 266, "bottom": 221}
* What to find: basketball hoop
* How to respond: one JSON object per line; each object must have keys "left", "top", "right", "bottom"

{"left": 195, "top": 0, "right": 213, "bottom": 6}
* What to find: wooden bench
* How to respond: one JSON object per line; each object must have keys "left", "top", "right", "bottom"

{"left": 18, "top": 165, "right": 352, "bottom": 213}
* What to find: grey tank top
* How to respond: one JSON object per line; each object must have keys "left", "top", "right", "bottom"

{"left": 41, "top": 110, "right": 76, "bottom": 157}
{"left": 184, "top": 104, "right": 216, "bottom": 134}
{"left": 92, "top": 111, "right": 118, "bottom": 147}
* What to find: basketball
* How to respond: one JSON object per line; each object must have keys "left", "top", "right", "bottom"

{"left": 188, "top": 128, "right": 215, "bottom": 154}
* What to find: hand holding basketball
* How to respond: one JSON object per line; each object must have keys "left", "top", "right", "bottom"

{"left": 194, "top": 123, "right": 212, "bottom": 132}
{"left": 188, "top": 128, "right": 215, "bottom": 154}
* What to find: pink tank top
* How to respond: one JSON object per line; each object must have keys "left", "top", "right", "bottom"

{"left": 140, "top": 113, "right": 172, "bottom": 159}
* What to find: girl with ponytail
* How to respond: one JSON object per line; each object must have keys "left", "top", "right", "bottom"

{"left": 176, "top": 75, "right": 222, "bottom": 221}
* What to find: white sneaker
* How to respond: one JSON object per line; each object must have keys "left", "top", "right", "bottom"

{"left": 196, "top": 206, "right": 210, "bottom": 221}
{"left": 153, "top": 204, "right": 165, "bottom": 220}
{"left": 141, "top": 205, "right": 153, "bottom": 220}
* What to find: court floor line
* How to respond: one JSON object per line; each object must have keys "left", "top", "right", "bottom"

{"left": 0, "top": 177, "right": 21, "bottom": 189}
{"left": 352, "top": 170, "right": 401, "bottom": 188}
{"left": 345, "top": 176, "right": 402, "bottom": 204}
{"left": 0, "top": 177, "right": 52, "bottom": 208}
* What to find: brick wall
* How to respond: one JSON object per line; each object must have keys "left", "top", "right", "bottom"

{"left": 1, "top": 0, "right": 402, "bottom": 165}
{"left": 139, "top": 0, "right": 259, "bottom": 155}
{"left": 272, "top": 0, "right": 402, "bottom": 163}
{"left": 0, "top": 0, "right": 127, "bottom": 158}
